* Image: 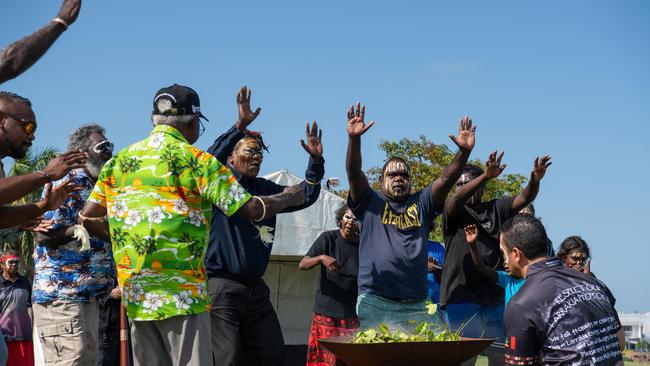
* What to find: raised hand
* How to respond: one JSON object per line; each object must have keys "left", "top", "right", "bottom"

{"left": 347, "top": 102, "right": 374, "bottom": 138}
{"left": 38, "top": 179, "right": 84, "bottom": 211}
{"left": 300, "top": 121, "right": 323, "bottom": 159}
{"left": 449, "top": 116, "right": 476, "bottom": 152}
{"left": 235, "top": 85, "right": 262, "bottom": 130}
{"left": 428, "top": 256, "right": 442, "bottom": 273}
{"left": 531, "top": 155, "right": 552, "bottom": 181}
{"left": 42, "top": 151, "right": 88, "bottom": 181}
{"left": 464, "top": 224, "right": 478, "bottom": 245}
{"left": 484, "top": 151, "right": 507, "bottom": 179}
{"left": 57, "top": 0, "right": 82, "bottom": 25}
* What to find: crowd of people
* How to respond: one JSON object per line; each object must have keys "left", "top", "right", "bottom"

{"left": 0, "top": 1, "right": 625, "bottom": 366}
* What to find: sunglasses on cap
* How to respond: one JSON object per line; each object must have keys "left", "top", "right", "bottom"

{"left": 93, "top": 140, "right": 114, "bottom": 154}
{"left": 0, "top": 110, "right": 37, "bottom": 134}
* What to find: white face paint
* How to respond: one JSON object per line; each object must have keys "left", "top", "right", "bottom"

{"left": 382, "top": 160, "right": 412, "bottom": 200}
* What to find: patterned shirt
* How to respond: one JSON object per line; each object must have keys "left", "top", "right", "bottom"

{"left": 32, "top": 169, "right": 115, "bottom": 304}
{"left": 89, "top": 125, "right": 251, "bottom": 321}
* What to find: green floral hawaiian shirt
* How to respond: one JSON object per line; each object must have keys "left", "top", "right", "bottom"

{"left": 89, "top": 125, "right": 251, "bottom": 320}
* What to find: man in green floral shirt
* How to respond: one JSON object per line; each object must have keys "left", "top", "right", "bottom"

{"left": 80, "top": 84, "right": 304, "bottom": 366}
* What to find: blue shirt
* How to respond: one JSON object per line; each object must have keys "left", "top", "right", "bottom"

{"left": 427, "top": 241, "right": 445, "bottom": 303}
{"left": 32, "top": 169, "right": 115, "bottom": 303}
{"left": 205, "top": 125, "right": 324, "bottom": 278}
{"left": 349, "top": 185, "right": 439, "bottom": 300}
{"left": 496, "top": 270, "right": 525, "bottom": 304}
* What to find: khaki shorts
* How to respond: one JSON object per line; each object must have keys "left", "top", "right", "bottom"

{"left": 33, "top": 300, "right": 99, "bottom": 366}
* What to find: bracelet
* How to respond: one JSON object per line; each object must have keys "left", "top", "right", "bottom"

{"left": 305, "top": 178, "right": 321, "bottom": 186}
{"left": 78, "top": 212, "right": 107, "bottom": 223}
{"left": 252, "top": 196, "right": 267, "bottom": 223}
{"left": 52, "top": 17, "right": 69, "bottom": 30}
{"left": 35, "top": 170, "right": 52, "bottom": 183}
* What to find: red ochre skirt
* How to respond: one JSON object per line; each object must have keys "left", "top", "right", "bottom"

{"left": 306, "top": 313, "right": 360, "bottom": 366}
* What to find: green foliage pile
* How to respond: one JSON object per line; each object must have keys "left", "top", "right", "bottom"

{"left": 353, "top": 322, "right": 460, "bottom": 343}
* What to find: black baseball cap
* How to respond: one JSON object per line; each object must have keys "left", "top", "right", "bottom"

{"left": 152, "top": 84, "right": 209, "bottom": 121}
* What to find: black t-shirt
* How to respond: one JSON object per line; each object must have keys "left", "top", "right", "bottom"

{"left": 440, "top": 197, "right": 515, "bottom": 306}
{"left": 504, "top": 258, "right": 623, "bottom": 366}
{"left": 348, "top": 185, "right": 438, "bottom": 300}
{"left": 305, "top": 230, "right": 360, "bottom": 319}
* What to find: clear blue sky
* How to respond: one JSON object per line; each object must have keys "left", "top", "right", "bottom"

{"left": 2, "top": 1, "right": 648, "bottom": 311}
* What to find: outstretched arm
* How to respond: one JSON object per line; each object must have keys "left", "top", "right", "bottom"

{"left": 430, "top": 117, "right": 476, "bottom": 208}
{"left": 207, "top": 85, "right": 261, "bottom": 162}
{"left": 465, "top": 224, "right": 498, "bottom": 283}
{"left": 236, "top": 184, "right": 306, "bottom": 221}
{"left": 511, "top": 155, "right": 552, "bottom": 213}
{"left": 0, "top": 151, "right": 87, "bottom": 205}
{"left": 0, "top": 0, "right": 82, "bottom": 84}
{"left": 346, "top": 103, "right": 374, "bottom": 205}
{"left": 78, "top": 201, "right": 110, "bottom": 242}
{"left": 0, "top": 179, "right": 82, "bottom": 229}
{"left": 447, "top": 151, "right": 506, "bottom": 218}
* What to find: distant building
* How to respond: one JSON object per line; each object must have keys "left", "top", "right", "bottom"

{"left": 619, "top": 312, "right": 650, "bottom": 350}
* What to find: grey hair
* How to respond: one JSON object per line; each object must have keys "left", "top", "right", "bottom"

{"left": 68, "top": 124, "right": 106, "bottom": 152}
{"left": 0, "top": 91, "right": 32, "bottom": 107}
{"left": 152, "top": 114, "right": 194, "bottom": 127}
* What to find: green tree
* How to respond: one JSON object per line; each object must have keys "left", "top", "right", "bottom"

{"left": 367, "top": 136, "right": 527, "bottom": 241}
{"left": 1, "top": 147, "right": 59, "bottom": 270}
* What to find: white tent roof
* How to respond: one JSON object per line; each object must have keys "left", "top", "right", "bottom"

{"left": 263, "top": 170, "right": 344, "bottom": 256}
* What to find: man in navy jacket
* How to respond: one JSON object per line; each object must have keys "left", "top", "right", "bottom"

{"left": 205, "top": 86, "right": 324, "bottom": 366}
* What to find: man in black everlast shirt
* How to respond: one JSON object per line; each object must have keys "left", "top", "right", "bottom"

{"left": 501, "top": 215, "right": 623, "bottom": 366}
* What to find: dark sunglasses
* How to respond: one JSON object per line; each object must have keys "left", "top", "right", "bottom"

{"left": 0, "top": 110, "right": 37, "bottom": 134}
{"left": 93, "top": 140, "right": 114, "bottom": 154}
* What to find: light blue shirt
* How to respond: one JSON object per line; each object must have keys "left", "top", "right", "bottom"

{"left": 496, "top": 270, "right": 525, "bottom": 304}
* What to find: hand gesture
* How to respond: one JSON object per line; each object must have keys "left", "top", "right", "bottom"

{"left": 321, "top": 255, "right": 342, "bottom": 274}
{"left": 108, "top": 286, "right": 122, "bottom": 300}
{"left": 531, "top": 155, "right": 552, "bottom": 181}
{"left": 235, "top": 85, "right": 261, "bottom": 131}
{"left": 484, "top": 151, "right": 506, "bottom": 179}
{"left": 347, "top": 102, "right": 374, "bottom": 138}
{"left": 464, "top": 224, "right": 478, "bottom": 245}
{"left": 20, "top": 217, "right": 53, "bottom": 233}
{"left": 42, "top": 151, "right": 88, "bottom": 181}
{"left": 38, "top": 179, "right": 83, "bottom": 211}
{"left": 57, "top": 0, "right": 82, "bottom": 25}
{"left": 300, "top": 121, "right": 323, "bottom": 158}
{"left": 449, "top": 116, "right": 476, "bottom": 152}
{"left": 428, "top": 256, "right": 442, "bottom": 273}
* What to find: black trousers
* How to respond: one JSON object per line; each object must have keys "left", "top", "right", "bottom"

{"left": 96, "top": 298, "right": 120, "bottom": 366}
{"left": 208, "top": 276, "right": 284, "bottom": 366}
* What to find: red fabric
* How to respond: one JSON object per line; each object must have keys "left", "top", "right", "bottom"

{"left": 306, "top": 313, "right": 360, "bottom": 366}
{"left": 6, "top": 340, "right": 34, "bottom": 366}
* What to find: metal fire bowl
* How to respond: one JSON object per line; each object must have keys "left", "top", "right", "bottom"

{"left": 319, "top": 336, "right": 495, "bottom": 366}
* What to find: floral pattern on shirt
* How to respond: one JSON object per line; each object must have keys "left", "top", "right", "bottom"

{"left": 32, "top": 168, "right": 115, "bottom": 303}
{"left": 89, "top": 125, "right": 251, "bottom": 320}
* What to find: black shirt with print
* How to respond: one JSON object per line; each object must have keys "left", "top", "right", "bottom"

{"left": 504, "top": 258, "right": 623, "bottom": 366}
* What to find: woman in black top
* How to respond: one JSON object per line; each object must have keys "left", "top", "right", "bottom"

{"left": 300, "top": 205, "right": 360, "bottom": 366}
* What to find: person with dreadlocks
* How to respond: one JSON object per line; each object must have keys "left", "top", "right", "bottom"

{"left": 205, "top": 86, "right": 325, "bottom": 365}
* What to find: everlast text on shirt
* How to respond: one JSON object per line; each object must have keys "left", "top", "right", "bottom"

{"left": 380, "top": 202, "right": 421, "bottom": 230}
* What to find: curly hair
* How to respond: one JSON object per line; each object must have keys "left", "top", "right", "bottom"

{"left": 335, "top": 204, "right": 349, "bottom": 228}
{"left": 557, "top": 236, "right": 591, "bottom": 260}
{"left": 67, "top": 124, "right": 106, "bottom": 152}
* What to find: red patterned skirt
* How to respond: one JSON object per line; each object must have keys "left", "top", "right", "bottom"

{"left": 306, "top": 313, "right": 360, "bottom": 366}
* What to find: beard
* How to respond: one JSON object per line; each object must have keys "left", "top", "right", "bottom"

{"left": 86, "top": 155, "right": 108, "bottom": 178}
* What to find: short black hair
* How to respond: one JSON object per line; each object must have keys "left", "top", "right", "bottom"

{"left": 0, "top": 91, "right": 32, "bottom": 108}
{"left": 335, "top": 204, "right": 348, "bottom": 228}
{"left": 557, "top": 236, "right": 591, "bottom": 260}
{"left": 500, "top": 215, "right": 549, "bottom": 260}
{"left": 380, "top": 157, "right": 410, "bottom": 176}
{"left": 462, "top": 164, "right": 484, "bottom": 180}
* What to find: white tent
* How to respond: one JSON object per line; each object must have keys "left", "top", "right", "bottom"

{"left": 261, "top": 170, "right": 345, "bottom": 344}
